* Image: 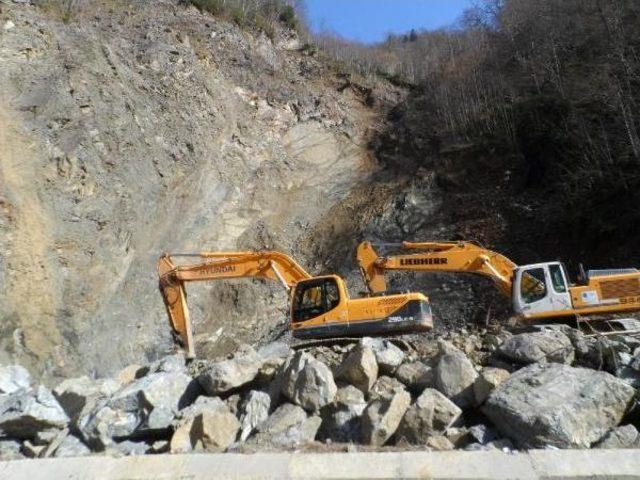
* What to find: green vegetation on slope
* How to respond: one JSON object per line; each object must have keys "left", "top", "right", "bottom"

{"left": 187, "top": 0, "right": 301, "bottom": 37}
{"left": 315, "top": 0, "right": 640, "bottom": 265}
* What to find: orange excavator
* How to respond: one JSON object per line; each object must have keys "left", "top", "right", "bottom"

{"left": 357, "top": 241, "right": 640, "bottom": 322}
{"left": 158, "top": 251, "right": 432, "bottom": 358}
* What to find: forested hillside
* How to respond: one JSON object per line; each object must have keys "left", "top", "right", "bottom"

{"left": 317, "top": 0, "right": 640, "bottom": 267}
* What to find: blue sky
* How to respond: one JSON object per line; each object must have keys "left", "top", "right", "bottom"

{"left": 304, "top": 0, "right": 475, "bottom": 43}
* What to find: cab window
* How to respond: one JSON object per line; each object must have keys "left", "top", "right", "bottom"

{"left": 292, "top": 279, "right": 340, "bottom": 323}
{"left": 520, "top": 268, "right": 547, "bottom": 304}
{"left": 549, "top": 265, "right": 567, "bottom": 293}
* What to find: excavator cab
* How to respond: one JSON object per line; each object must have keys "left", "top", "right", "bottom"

{"left": 290, "top": 274, "right": 432, "bottom": 340}
{"left": 513, "top": 262, "right": 573, "bottom": 317}
{"left": 292, "top": 277, "right": 342, "bottom": 323}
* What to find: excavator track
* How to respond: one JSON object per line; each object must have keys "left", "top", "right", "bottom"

{"left": 576, "top": 315, "right": 640, "bottom": 337}
{"left": 290, "top": 336, "right": 413, "bottom": 351}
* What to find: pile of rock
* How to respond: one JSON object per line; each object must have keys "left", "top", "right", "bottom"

{"left": 0, "top": 326, "right": 639, "bottom": 460}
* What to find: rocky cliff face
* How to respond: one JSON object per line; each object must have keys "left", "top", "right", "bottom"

{"left": 0, "top": 0, "right": 545, "bottom": 384}
{"left": 0, "top": 0, "right": 407, "bottom": 381}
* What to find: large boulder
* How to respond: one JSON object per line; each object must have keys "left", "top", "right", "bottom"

{"left": 337, "top": 345, "right": 378, "bottom": 394}
{"left": 122, "top": 371, "right": 197, "bottom": 412}
{"left": 281, "top": 352, "right": 337, "bottom": 412}
{"left": 53, "top": 434, "right": 91, "bottom": 458}
{"left": 175, "top": 396, "right": 226, "bottom": 422}
{"left": 360, "top": 338, "right": 405, "bottom": 374}
{"left": 169, "top": 429, "right": 192, "bottom": 454}
{"left": 425, "top": 435, "right": 455, "bottom": 451}
{"left": 0, "top": 365, "right": 31, "bottom": 394}
{"left": 239, "top": 390, "right": 271, "bottom": 441}
{"left": 615, "top": 366, "right": 640, "bottom": 389}
{"left": 81, "top": 371, "right": 197, "bottom": 448}
{"left": 394, "top": 361, "right": 433, "bottom": 393}
{"left": 595, "top": 337, "right": 632, "bottom": 372}
{"left": 197, "top": 346, "right": 262, "bottom": 396}
{"left": 318, "top": 385, "right": 367, "bottom": 443}
{"left": 250, "top": 403, "right": 321, "bottom": 447}
{"left": 255, "top": 342, "right": 292, "bottom": 384}
{"left": 396, "top": 388, "right": 462, "bottom": 444}
{"left": 191, "top": 410, "right": 240, "bottom": 451}
{"left": 79, "top": 404, "right": 139, "bottom": 450}
{"left": 112, "top": 371, "right": 197, "bottom": 432}
{"left": 482, "top": 363, "right": 636, "bottom": 448}
{"left": 498, "top": 330, "right": 575, "bottom": 365}
{"left": 170, "top": 397, "right": 228, "bottom": 453}
{"left": 473, "top": 367, "right": 510, "bottom": 405}
{"left": 361, "top": 389, "right": 410, "bottom": 446}
{"left": 369, "top": 376, "right": 407, "bottom": 402}
{"left": 594, "top": 425, "right": 640, "bottom": 449}
{"left": 561, "top": 327, "right": 603, "bottom": 368}
{"left": 0, "top": 386, "right": 69, "bottom": 439}
{"left": 0, "top": 440, "right": 24, "bottom": 461}
{"left": 444, "top": 427, "right": 473, "bottom": 448}
{"left": 433, "top": 341, "right": 478, "bottom": 409}
{"left": 53, "top": 376, "right": 120, "bottom": 424}
{"left": 148, "top": 354, "right": 187, "bottom": 375}
{"left": 631, "top": 348, "right": 640, "bottom": 371}
{"left": 469, "top": 424, "right": 499, "bottom": 445}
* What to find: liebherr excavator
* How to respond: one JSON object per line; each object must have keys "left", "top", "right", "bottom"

{"left": 357, "top": 241, "right": 640, "bottom": 321}
{"left": 158, "top": 251, "right": 432, "bottom": 357}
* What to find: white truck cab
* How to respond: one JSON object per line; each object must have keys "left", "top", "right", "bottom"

{"left": 513, "top": 262, "right": 573, "bottom": 317}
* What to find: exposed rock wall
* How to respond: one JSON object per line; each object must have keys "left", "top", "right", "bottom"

{"left": 0, "top": 0, "right": 398, "bottom": 380}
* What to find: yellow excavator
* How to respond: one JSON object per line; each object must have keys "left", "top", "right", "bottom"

{"left": 158, "top": 251, "right": 433, "bottom": 357}
{"left": 357, "top": 241, "right": 640, "bottom": 321}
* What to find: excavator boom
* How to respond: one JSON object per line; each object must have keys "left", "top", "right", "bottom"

{"left": 158, "top": 251, "right": 312, "bottom": 358}
{"left": 358, "top": 241, "right": 516, "bottom": 297}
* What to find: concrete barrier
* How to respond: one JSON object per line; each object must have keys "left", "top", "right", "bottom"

{"left": 0, "top": 449, "right": 639, "bottom": 479}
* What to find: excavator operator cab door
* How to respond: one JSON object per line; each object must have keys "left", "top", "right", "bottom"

{"left": 291, "top": 277, "right": 344, "bottom": 325}
{"left": 513, "top": 262, "right": 573, "bottom": 317}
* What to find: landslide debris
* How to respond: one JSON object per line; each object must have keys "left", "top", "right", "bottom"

{"left": 0, "top": 326, "right": 638, "bottom": 460}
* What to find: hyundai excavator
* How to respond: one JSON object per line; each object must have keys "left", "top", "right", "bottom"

{"left": 158, "top": 251, "right": 432, "bottom": 357}
{"left": 357, "top": 241, "right": 640, "bottom": 321}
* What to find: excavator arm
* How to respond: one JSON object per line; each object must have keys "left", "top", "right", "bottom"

{"left": 158, "top": 251, "right": 312, "bottom": 358}
{"left": 357, "top": 241, "right": 517, "bottom": 297}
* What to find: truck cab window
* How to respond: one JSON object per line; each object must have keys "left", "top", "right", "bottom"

{"left": 520, "top": 268, "right": 547, "bottom": 304}
{"left": 293, "top": 279, "right": 340, "bottom": 322}
{"left": 549, "top": 264, "right": 567, "bottom": 293}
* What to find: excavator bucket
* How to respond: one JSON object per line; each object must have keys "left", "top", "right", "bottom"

{"left": 158, "top": 255, "right": 195, "bottom": 358}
